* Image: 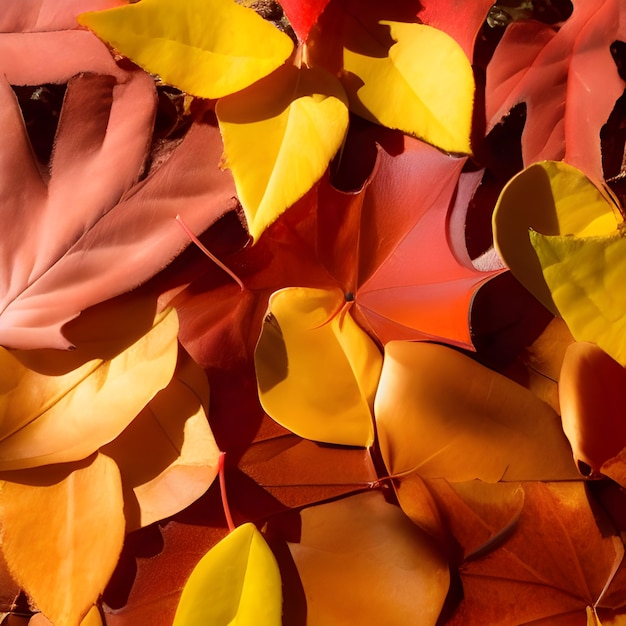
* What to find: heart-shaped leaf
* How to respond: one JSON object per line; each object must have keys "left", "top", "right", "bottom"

{"left": 172, "top": 522, "right": 282, "bottom": 626}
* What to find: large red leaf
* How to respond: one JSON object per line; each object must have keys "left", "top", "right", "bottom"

{"left": 486, "top": 0, "right": 626, "bottom": 181}
{"left": 317, "top": 130, "right": 503, "bottom": 348}
{"left": 0, "top": 67, "right": 237, "bottom": 348}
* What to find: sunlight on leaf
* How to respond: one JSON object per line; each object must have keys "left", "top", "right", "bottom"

{"left": 79, "top": 0, "right": 294, "bottom": 99}
{"left": 217, "top": 62, "right": 349, "bottom": 240}
{"left": 341, "top": 19, "right": 474, "bottom": 153}
{"left": 102, "top": 350, "right": 220, "bottom": 530}
{"left": 492, "top": 160, "right": 622, "bottom": 313}
{"left": 0, "top": 307, "right": 179, "bottom": 470}
{"left": 172, "top": 522, "right": 282, "bottom": 626}
{"left": 375, "top": 341, "right": 579, "bottom": 482}
{"left": 0, "top": 453, "right": 125, "bottom": 626}
{"left": 255, "top": 287, "right": 380, "bottom": 447}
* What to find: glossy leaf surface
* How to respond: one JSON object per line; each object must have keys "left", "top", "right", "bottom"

{"left": 173, "top": 523, "right": 282, "bottom": 626}
{"left": 79, "top": 0, "right": 294, "bottom": 99}
{"left": 255, "top": 287, "right": 380, "bottom": 447}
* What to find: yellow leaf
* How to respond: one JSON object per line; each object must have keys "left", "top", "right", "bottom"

{"left": 0, "top": 307, "right": 179, "bottom": 470}
{"left": 173, "top": 523, "right": 282, "bottom": 626}
{"left": 0, "top": 453, "right": 125, "bottom": 626}
{"left": 103, "top": 350, "right": 220, "bottom": 530}
{"left": 375, "top": 341, "right": 579, "bottom": 482}
{"left": 79, "top": 0, "right": 294, "bottom": 99}
{"left": 340, "top": 19, "right": 474, "bottom": 153}
{"left": 255, "top": 287, "right": 380, "bottom": 447}
{"left": 530, "top": 230, "right": 626, "bottom": 366}
{"left": 492, "top": 161, "right": 622, "bottom": 313}
{"left": 217, "top": 62, "right": 349, "bottom": 240}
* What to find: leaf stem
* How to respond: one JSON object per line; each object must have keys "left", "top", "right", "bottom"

{"left": 175, "top": 215, "right": 245, "bottom": 291}
{"left": 218, "top": 452, "right": 236, "bottom": 532}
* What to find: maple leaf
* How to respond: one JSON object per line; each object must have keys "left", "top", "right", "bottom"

{"left": 486, "top": 0, "right": 626, "bottom": 180}
{"left": 0, "top": 67, "right": 237, "bottom": 349}
{"left": 277, "top": 0, "right": 331, "bottom": 42}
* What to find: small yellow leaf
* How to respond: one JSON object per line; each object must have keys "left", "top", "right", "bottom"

{"left": 103, "top": 350, "right": 220, "bottom": 530}
{"left": 341, "top": 20, "right": 474, "bottom": 153}
{"left": 255, "top": 287, "right": 380, "bottom": 447}
{"left": 173, "top": 523, "right": 282, "bottom": 626}
{"left": 530, "top": 230, "right": 626, "bottom": 366}
{"left": 0, "top": 307, "right": 179, "bottom": 470}
{"left": 492, "top": 161, "right": 622, "bottom": 313}
{"left": 0, "top": 453, "right": 125, "bottom": 626}
{"left": 217, "top": 62, "right": 349, "bottom": 240}
{"left": 79, "top": 0, "right": 294, "bottom": 99}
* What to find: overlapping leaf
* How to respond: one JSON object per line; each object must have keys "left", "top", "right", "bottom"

{"left": 493, "top": 160, "right": 626, "bottom": 364}
{"left": 216, "top": 62, "right": 349, "bottom": 240}
{"left": 0, "top": 305, "right": 178, "bottom": 471}
{"left": 375, "top": 341, "right": 579, "bottom": 483}
{"left": 486, "top": 0, "right": 626, "bottom": 180}
{"left": 0, "top": 453, "right": 125, "bottom": 626}
{"left": 255, "top": 286, "right": 380, "bottom": 447}
{"left": 79, "top": 0, "right": 295, "bottom": 99}
{"left": 173, "top": 523, "right": 282, "bottom": 626}
{"left": 277, "top": 0, "right": 331, "bottom": 41}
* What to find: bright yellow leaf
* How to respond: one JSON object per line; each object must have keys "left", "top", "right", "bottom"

{"left": 492, "top": 161, "right": 622, "bottom": 313}
{"left": 217, "top": 62, "right": 349, "bottom": 240}
{"left": 79, "top": 0, "right": 294, "bottom": 99}
{"left": 0, "top": 453, "right": 125, "bottom": 626}
{"left": 102, "top": 350, "right": 220, "bottom": 530}
{"left": 340, "top": 19, "right": 474, "bottom": 153}
{"left": 255, "top": 287, "right": 380, "bottom": 447}
{"left": 173, "top": 523, "right": 282, "bottom": 626}
{"left": 0, "top": 307, "right": 179, "bottom": 470}
{"left": 530, "top": 230, "right": 626, "bottom": 366}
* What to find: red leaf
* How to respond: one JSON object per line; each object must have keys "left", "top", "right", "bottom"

{"left": 0, "top": 66, "right": 237, "bottom": 348}
{"left": 486, "top": 0, "right": 626, "bottom": 180}
{"left": 277, "top": 0, "right": 331, "bottom": 41}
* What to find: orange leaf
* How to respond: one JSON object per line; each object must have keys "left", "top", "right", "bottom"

{"left": 0, "top": 453, "right": 125, "bottom": 626}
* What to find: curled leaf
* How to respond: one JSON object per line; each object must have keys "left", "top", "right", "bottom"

{"left": 79, "top": 0, "right": 294, "bottom": 99}
{"left": 255, "top": 287, "right": 380, "bottom": 447}
{"left": 173, "top": 523, "right": 282, "bottom": 626}
{"left": 0, "top": 307, "right": 179, "bottom": 471}
{"left": 492, "top": 160, "right": 621, "bottom": 314}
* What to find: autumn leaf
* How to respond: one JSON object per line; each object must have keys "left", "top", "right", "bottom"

{"left": 172, "top": 523, "right": 282, "bottom": 626}
{"left": 486, "top": 0, "right": 626, "bottom": 180}
{"left": 492, "top": 160, "right": 622, "bottom": 313}
{"left": 216, "top": 61, "right": 349, "bottom": 240}
{"left": 375, "top": 341, "right": 579, "bottom": 483}
{"left": 559, "top": 341, "right": 626, "bottom": 477}
{"left": 102, "top": 349, "right": 220, "bottom": 530}
{"left": 435, "top": 482, "right": 626, "bottom": 625}
{"left": 255, "top": 286, "right": 380, "bottom": 447}
{"left": 79, "top": 0, "right": 295, "bottom": 99}
{"left": 0, "top": 453, "right": 125, "bottom": 626}
{"left": 0, "top": 306, "right": 179, "bottom": 471}
{"left": 286, "top": 490, "right": 450, "bottom": 626}
{"left": 277, "top": 0, "right": 331, "bottom": 41}
{"left": 334, "top": 2, "right": 475, "bottom": 153}
{"left": 0, "top": 66, "right": 237, "bottom": 349}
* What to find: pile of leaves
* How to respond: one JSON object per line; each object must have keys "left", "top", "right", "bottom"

{"left": 3, "top": 0, "right": 626, "bottom": 623}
